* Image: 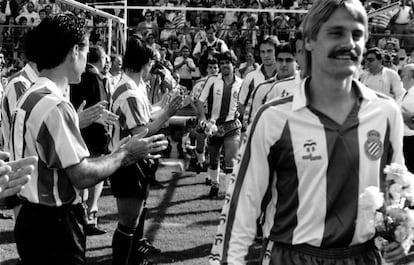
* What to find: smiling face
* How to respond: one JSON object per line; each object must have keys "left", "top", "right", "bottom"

{"left": 305, "top": 7, "right": 366, "bottom": 79}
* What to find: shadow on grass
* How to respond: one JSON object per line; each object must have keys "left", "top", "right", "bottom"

{"left": 151, "top": 243, "right": 212, "bottom": 264}
{"left": 0, "top": 230, "right": 15, "bottom": 244}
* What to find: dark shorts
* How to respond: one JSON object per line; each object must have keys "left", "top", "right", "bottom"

{"left": 109, "top": 161, "right": 150, "bottom": 199}
{"left": 14, "top": 202, "right": 86, "bottom": 265}
{"left": 261, "top": 240, "right": 381, "bottom": 265}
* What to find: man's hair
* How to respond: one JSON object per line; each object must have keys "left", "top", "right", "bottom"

{"left": 206, "top": 24, "right": 217, "bottom": 32}
{"left": 275, "top": 42, "right": 295, "bottom": 58}
{"left": 207, "top": 58, "right": 218, "bottom": 66}
{"left": 31, "top": 12, "right": 88, "bottom": 71}
{"left": 301, "top": 0, "right": 368, "bottom": 77}
{"left": 217, "top": 51, "right": 237, "bottom": 65}
{"left": 123, "top": 35, "right": 154, "bottom": 72}
{"left": 88, "top": 45, "right": 105, "bottom": 64}
{"left": 366, "top": 47, "right": 383, "bottom": 61}
{"left": 24, "top": 28, "right": 37, "bottom": 62}
{"left": 259, "top": 36, "right": 280, "bottom": 51}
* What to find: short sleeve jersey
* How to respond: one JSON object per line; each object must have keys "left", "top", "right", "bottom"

{"left": 110, "top": 74, "right": 152, "bottom": 151}
{"left": 11, "top": 77, "right": 90, "bottom": 206}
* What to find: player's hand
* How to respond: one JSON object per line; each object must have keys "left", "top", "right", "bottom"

{"left": 383, "top": 241, "right": 410, "bottom": 264}
{"left": 95, "top": 109, "right": 119, "bottom": 127}
{"left": 122, "top": 133, "right": 168, "bottom": 166}
{"left": 166, "top": 94, "right": 183, "bottom": 117}
{"left": 0, "top": 155, "right": 37, "bottom": 199}
{"left": 77, "top": 100, "right": 107, "bottom": 129}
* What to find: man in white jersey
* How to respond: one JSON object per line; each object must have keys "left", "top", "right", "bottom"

{"left": 196, "top": 51, "right": 242, "bottom": 198}
{"left": 238, "top": 37, "right": 278, "bottom": 130}
{"left": 190, "top": 58, "right": 219, "bottom": 176}
{"left": 11, "top": 14, "right": 168, "bottom": 265}
{"left": 209, "top": 0, "right": 409, "bottom": 264}
{"left": 242, "top": 42, "right": 300, "bottom": 132}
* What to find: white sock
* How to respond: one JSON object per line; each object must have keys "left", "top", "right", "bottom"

{"left": 208, "top": 168, "right": 219, "bottom": 184}
{"left": 196, "top": 152, "right": 205, "bottom": 164}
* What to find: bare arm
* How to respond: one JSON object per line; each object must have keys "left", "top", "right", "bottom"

{"left": 65, "top": 134, "right": 168, "bottom": 189}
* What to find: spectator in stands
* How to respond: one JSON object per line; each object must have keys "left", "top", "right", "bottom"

{"left": 137, "top": 11, "right": 159, "bottom": 39}
{"left": 146, "top": 32, "right": 160, "bottom": 51}
{"left": 193, "top": 24, "right": 228, "bottom": 76}
{"left": 159, "top": 21, "right": 176, "bottom": 43}
{"left": 159, "top": 45, "right": 173, "bottom": 72}
{"left": 241, "top": 15, "right": 260, "bottom": 48}
{"left": 257, "top": 12, "right": 273, "bottom": 40}
{"left": 16, "top": 1, "right": 40, "bottom": 26}
{"left": 174, "top": 45, "right": 196, "bottom": 92}
{"left": 110, "top": 35, "right": 182, "bottom": 265}
{"left": 12, "top": 13, "right": 168, "bottom": 265}
{"left": 389, "top": 0, "right": 413, "bottom": 38}
{"left": 109, "top": 54, "right": 123, "bottom": 93}
{"left": 38, "top": 8, "right": 47, "bottom": 21}
{"left": 360, "top": 47, "right": 405, "bottom": 101}
{"left": 215, "top": 12, "right": 229, "bottom": 40}
{"left": 169, "top": 37, "right": 181, "bottom": 64}
{"left": 190, "top": 14, "right": 206, "bottom": 44}
{"left": 70, "top": 46, "right": 120, "bottom": 237}
{"left": 177, "top": 23, "right": 193, "bottom": 50}
{"left": 237, "top": 51, "right": 259, "bottom": 78}
{"left": 272, "top": 15, "right": 290, "bottom": 42}
{"left": 377, "top": 29, "right": 400, "bottom": 51}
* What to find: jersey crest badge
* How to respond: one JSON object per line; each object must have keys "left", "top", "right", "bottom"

{"left": 364, "top": 130, "right": 383, "bottom": 161}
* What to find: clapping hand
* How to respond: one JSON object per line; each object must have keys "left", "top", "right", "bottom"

{"left": 96, "top": 109, "right": 119, "bottom": 127}
{"left": 77, "top": 100, "right": 107, "bottom": 129}
{"left": 122, "top": 132, "right": 168, "bottom": 166}
{"left": 0, "top": 152, "right": 37, "bottom": 199}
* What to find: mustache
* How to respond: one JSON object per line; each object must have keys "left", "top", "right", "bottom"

{"left": 328, "top": 49, "right": 359, "bottom": 61}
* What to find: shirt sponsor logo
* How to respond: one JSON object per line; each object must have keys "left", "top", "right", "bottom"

{"left": 364, "top": 130, "right": 383, "bottom": 161}
{"left": 302, "top": 139, "right": 322, "bottom": 161}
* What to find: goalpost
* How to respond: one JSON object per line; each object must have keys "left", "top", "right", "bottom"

{"left": 56, "top": 0, "right": 127, "bottom": 55}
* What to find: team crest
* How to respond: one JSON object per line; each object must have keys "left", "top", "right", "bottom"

{"left": 364, "top": 130, "right": 383, "bottom": 161}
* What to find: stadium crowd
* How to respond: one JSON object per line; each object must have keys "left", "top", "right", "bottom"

{"left": 2, "top": 0, "right": 414, "bottom": 265}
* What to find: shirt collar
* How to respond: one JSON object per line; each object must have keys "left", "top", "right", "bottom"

{"left": 292, "top": 77, "right": 376, "bottom": 111}
{"left": 34, "top": 77, "right": 69, "bottom": 102}
{"left": 23, "top": 63, "right": 38, "bottom": 83}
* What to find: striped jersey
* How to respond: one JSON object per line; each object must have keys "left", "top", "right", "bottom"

{"left": 238, "top": 65, "right": 276, "bottom": 107}
{"left": 242, "top": 73, "right": 300, "bottom": 130}
{"left": 209, "top": 78, "right": 405, "bottom": 264}
{"left": 1, "top": 64, "right": 38, "bottom": 152}
{"left": 190, "top": 74, "right": 220, "bottom": 102}
{"left": 198, "top": 75, "right": 243, "bottom": 123}
{"left": 110, "top": 74, "right": 152, "bottom": 151}
{"left": 11, "top": 77, "right": 90, "bottom": 206}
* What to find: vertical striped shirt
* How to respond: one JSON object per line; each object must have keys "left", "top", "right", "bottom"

{"left": 198, "top": 75, "right": 243, "bottom": 124}
{"left": 110, "top": 74, "right": 152, "bottom": 151}
{"left": 209, "top": 78, "right": 405, "bottom": 264}
{"left": 11, "top": 77, "right": 90, "bottom": 206}
{"left": 238, "top": 65, "right": 277, "bottom": 107}
{"left": 1, "top": 64, "right": 38, "bottom": 152}
{"left": 243, "top": 73, "right": 302, "bottom": 129}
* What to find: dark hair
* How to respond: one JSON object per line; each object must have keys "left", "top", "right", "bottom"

{"left": 217, "top": 51, "right": 237, "bottom": 65}
{"left": 123, "top": 35, "right": 154, "bottom": 72}
{"left": 275, "top": 42, "right": 295, "bottom": 57}
{"left": 259, "top": 36, "right": 280, "bottom": 51}
{"left": 87, "top": 45, "right": 105, "bottom": 64}
{"left": 207, "top": 58, "right": 218, "bottom": 65}
{"left": 32, "top": 13, "right": 88, "bottom": 71}
{"left": 24, "top": 28, "right": 37, "bottom": 62}
{"left": 206, "top": 24, "right": 217, "bottom": 32}
{"left": 366, "top": 47, "right": 383, "bottom": 61}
